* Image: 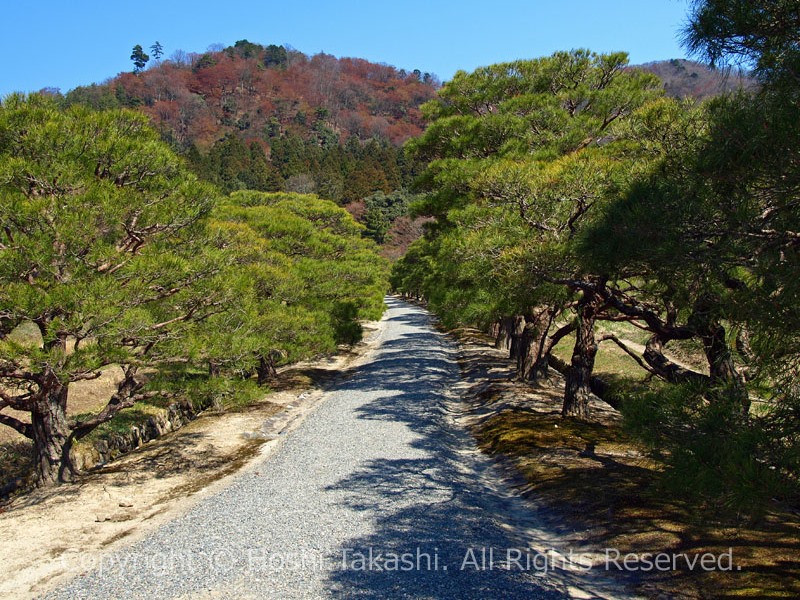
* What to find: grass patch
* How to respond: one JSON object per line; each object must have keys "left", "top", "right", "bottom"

{"left": 596, "top": 319, "right": 652, "bottom": 346}
{"left": 552, "top": 332, "right": 650, "bottom": 381}
{"left": 77, "top": 402, "right": 167, "bottom": 442}
{"left": 76, "top": 374, "right": 269, "bottom": 445}
{"left": 476, "top": 408, "right": 663, "bottom": 519}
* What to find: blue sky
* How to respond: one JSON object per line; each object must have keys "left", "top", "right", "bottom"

{"left": 2, "top": 0, "right": 692, "bottom": 97}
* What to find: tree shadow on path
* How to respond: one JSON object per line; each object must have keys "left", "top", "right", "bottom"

{"left": 321, "top": 299, "right": 609, "bottom": 599}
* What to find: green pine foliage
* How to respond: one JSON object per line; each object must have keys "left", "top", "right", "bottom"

{"left": 204, "top": 191, "right": 388, "bottom": 373}
{"left": 393, "top": 49, "right": 662, "bottom": 352}
{"left": 619, "top": 380, "right": 796, "bottom": 516}
{"left": 0, "top": 97, "right": 389, "bottom": 486}
{"left": 392, "top": 29, "right": 800, "bottom": 510}
{"left": 362, "top": 190, "right": 418, "bottom": 243}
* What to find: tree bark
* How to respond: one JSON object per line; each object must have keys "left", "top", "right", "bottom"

{"left": 735, "top": 326, "right": 755, "bottom": 381}
{"left": 256, "top": 354, "right": 277, "bottom": 386}
{"left": 31, "top": 370, "right": 70, "bottom": 486}
{"left": 563, "top": 292, "right": 601, "bottom": 418}
{"left": 691, "top": 295, "right": 749, "bottom": 412}
{"left": 515, "top": 323, "right": 537, "bottom": 381}
{"left": 508, "top": 315, "right": 527, "bottom": 360}
{"left": 516, "top": 309, "right": 555, "bottom": 382}
{"left": 643, "top": 334, "right": 709, "bottom": 386}
{"left": 494, "top": 316, "right": 515, "bottom": 351}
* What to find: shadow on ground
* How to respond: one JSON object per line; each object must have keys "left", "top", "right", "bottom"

{"left": 452, "top": 323, "right": 800, "bottom": 599}
{"left": 319, "top": 299, "right": 618, "bottom": 600}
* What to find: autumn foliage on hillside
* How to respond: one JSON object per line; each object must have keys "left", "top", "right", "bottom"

{"left": 638, "top": 58, "right": 755, "bottom": 100}
{"left": 66, "top": 42, "right": 437, "bottom": 150}
{"left": 58, "top": 42, "right": 437, "bottom": 207}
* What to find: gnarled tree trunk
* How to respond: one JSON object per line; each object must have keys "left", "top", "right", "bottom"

{"left": 691, "top": 294, "right": 749, "bottom": 412}
{"left": 643, "top": 334, "right": 708, "bottom": 386}
{"left": 563, "top": 291, "right": 602, "bottom": 418}
{"left": 508, "top": 315, "right": 527, "bottom": 361}
{"left": 494, "top": 316, "right": 515, "bottom": 351}
{"left": 31, "top": 371, "right": 70, "bottom": 486}
{"left": 516, "top": 308, "right": 556, "bottom": 382}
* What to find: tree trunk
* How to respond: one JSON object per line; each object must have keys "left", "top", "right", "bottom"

{"left": 488, "top": 320, "right": 500, "bottom": 342}
{"left": 31, "top": 373, "right": 70, "bottom": 486}
{"left": 735, "top": 326, "right": 755, "bottom": 381}
{"left": 516, "top": 309, "right": 554, "bottom": 382}
{"left": 508, "top": 316, "right": 527, "bottom": 360}
{"left": 699, "top": 321, "right": 749, "bottom": 412}
{"left": 563, "top": 292, "right": 601, "bottom": 419}
{"left": 256, "top": 354, "right": 277, "bottom": 386}
{"left": 691, "top": 294, "right": 749, "bottom": 412}
{"left": 643, "top": 334, "right": 709, "bottom": 386}
{"left": 494, "top": 316, "right": 515, "bottom": 351}
{"left": 701, "top": 322, "right": 741, "bottom": 383}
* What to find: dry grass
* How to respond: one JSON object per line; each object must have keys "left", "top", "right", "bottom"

{"left": 0, "top": 440, "right": 32, "bottom": 492}
{"left": 455, "top": 327, "right": 800, "bottom": 599}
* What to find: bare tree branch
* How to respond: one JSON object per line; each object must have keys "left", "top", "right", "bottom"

{"left": 598, "top": 333, "right": 660, "bottom": 376}
{"left": 69, "top": 370, "right": 103, "bottom": 383}
{"left": 0, "top": 412, "right": 33, "bottom": 439}
{"left": 0, "top": 389, "right": 34, "bottom": 411}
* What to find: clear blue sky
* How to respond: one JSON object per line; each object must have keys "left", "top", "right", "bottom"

{"left": 1, "top": 0, "right": 692, "bottom": 97}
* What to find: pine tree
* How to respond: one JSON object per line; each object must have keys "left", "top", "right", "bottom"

{"left": 0, "top": 95, "right": 223, "bottom": 485}
{"left": 395, "top": 50, "right": 662, "bottom": 417}
{"left": 150, "top": 41, "right": 164, "bottom": 62}
{"left": 130, "top": 44, "right": 150, "bottom": 73}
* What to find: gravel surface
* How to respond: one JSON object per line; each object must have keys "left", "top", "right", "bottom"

{"left": 44, "top": 298, "right": 567, "bottom": 599}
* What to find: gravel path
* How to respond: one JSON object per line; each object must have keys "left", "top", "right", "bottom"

{"left": 44, "top": 298, "right": 568, "bottom": 599}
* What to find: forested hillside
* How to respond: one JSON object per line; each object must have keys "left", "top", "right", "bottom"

{"left": 639, "top": 58, "right": 755, "bottom": 99}
{"left": 54, "top": 41, "right": 437, "bottom": 204}
{"left": 43, "top": 44, "right": 742, "bottom": 260}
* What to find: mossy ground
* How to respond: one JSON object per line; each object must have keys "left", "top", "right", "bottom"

{"left": 455, "top": 327, "right": 800, "bottom": 599}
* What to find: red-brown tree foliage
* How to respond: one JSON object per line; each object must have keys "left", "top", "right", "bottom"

{"left": 72, "top": 44, "right": 438, "bottom": 153}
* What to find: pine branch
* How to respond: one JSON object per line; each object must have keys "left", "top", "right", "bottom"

{"left": 0, "top": 389, "right": 34, "bottom": 411}
{"left": 0, "top": 413, "right": 33, "bottom": 439}
{"left": 69, "top": 370, "right": 103, "bottom": 383}
{"left": 598, "top": 333, "right": 660, "bottom": 376}
{"left": 0, "top": 363, "right": 39, "bottom": 383}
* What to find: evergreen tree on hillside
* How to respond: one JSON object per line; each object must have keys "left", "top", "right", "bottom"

{"left": 130, "top": 44, "right": 150, "bottom": 73}
{"left": 150, "top": 41, "right": 164, "bottom": 62}
{"left": 59, "top": 43, "right": 437, "bottom": 204}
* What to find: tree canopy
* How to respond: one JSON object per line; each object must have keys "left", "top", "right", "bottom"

{"left": 0, "top": 96, "right": 389, "bottom": 486}
{"left": 395, "top": 49, "right": 663, "bottom": 416}
{"left": 0, "top": 94, "right": 222, "bottom": 483}
{"left": 391, "top": 8, "right": 800, "bottom": 509}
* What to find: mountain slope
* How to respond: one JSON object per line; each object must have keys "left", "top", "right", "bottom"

{"left": 637, "top": 58, "right": 756, "bottom": 100}
{"left": 65, "top": 42, "right": 437, "bottom": 150}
